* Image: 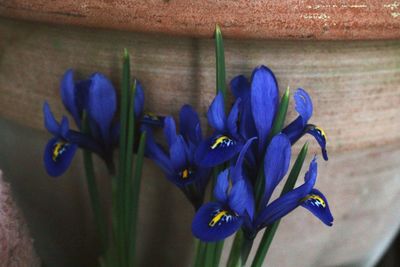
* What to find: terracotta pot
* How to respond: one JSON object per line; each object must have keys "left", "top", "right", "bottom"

{"left": 0, "top": 2, "right": 400, "bottom": 266}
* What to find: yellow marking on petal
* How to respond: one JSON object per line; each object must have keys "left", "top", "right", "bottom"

{"left": 182, "top": 169, "right": 189, "bottom": 179}
{"left": 209, "top": 210, "right": 228, "bottom": 227}
{"left": 210, "top": 135, "right": 232, "bottom": 150}
{"left": 302, "top": 194, "right": 326, "bottom": 207}
{"left": 52, "top": 141, "right": 67, "bottom": 162}
{"left": 315, "top": 126, "right": 327, "bottom": 141}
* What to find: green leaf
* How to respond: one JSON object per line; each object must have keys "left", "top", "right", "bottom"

{"left": 251, "top": 142, "right": 309, "bottom": 267}
{"left": 215, "top": 24, "right": 226, "bottom": 100}
{"left": 269, "top": 86, "right": 290, "bottom": 139}
{"left": 128, "top": 131, "right": 147, "bottom": 266}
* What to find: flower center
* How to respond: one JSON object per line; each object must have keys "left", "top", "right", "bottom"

{"left": 301, "top": 194, "right": 326, "bottom": 208}
{"left": 210, "top": 135, "right": 234, "bottom": 150}
{"left": 179, "top": 168, "right": 193, "bottom": 180}
{"left": 208, "top": 209, "right": 234, "bottom": 227}
{"left": 52, "top": 141, "right": 70, "bottom": 162}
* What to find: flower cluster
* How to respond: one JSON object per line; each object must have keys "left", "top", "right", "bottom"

{"left": 43, "top": 70, "right": 160, "bottom": 177}
{"left": 146, "top": 65, "right": 333, "bottom": 242}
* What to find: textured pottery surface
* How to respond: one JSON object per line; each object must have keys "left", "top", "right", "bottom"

{"left": 0, "top": 171, "right": 41, "bottom": 267}
{"left": 1, "top": 0, "right": 400, "bottom": 40}
{"left": 0, "top": 12, "right": 400, "bottom": 267}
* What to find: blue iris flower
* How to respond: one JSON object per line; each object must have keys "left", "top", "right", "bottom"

{"left": 43, "top": 69, "right": 147, "bottom": 177}
{"left": 282, "top": 88, "right": 329, "bottom": 160}
{"left": 192, "top": 134, "right": 333, "bottom": 242}
{"left": 144, "top": 105, "right": 211, "bottom": 209}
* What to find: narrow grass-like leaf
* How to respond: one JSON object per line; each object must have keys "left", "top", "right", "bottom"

{"left": 194, "top": 240, "right": 206, "bottom": 267}
{"left": 215, "top": 25, "right": 226, "bottom": 100}
{"left": 269, "top": 87, "right": 290, "bottom": 139}
{"left": 251, "top": 142, "right": 309, "bottom": 267}
{"left": 227, "top": 231, "right": 244, "bottom": 267}
{"left": 82, "top": 111, "right": 108, "bottom": 254}
{"left": 128, "top": 131, "right": 147, "bottom": 266}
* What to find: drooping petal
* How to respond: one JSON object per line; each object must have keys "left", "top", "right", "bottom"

{"left": 195, "top": 134, "right": 242, "bottom": 167}
{"left": 87, "top": 72, "right": 117, "bottom": 144}
{"left": 228, "top": 179, "right": 247, "bottom": 215}
{"left": 207, "top": 92, "right": 226, "bottom": 132}
{"left": 144, "top": 129, "right": 174, "bottom": 176}
{"left": 67, "top": 130, "right": 103, "bottom": 156}
{"left": 192, "top": 202, "right": 243, "bottom": 242}
{"left": 43, "top": 102, "right": 60, "bottom": 136}
{"left": 134, "top": 81, "right": 145, "bottom": 117}
{"left": 262, "top": 134, "right": 291, "bottom": 206}
{"left": 227, "top": 98, "right": 241, "bottom": 139}
{"left": 44, "top": 137, "right": 78, "bottom": 177}
{"left": 250, "top": 66, "right": 279, "bottom": 152}
{"left": 179, "top": 105, "right": 202, "bottom": 145}
{"left": 230, "top": 75, "right": 250, "bottom": 100}
{"left": 282, "top": 117, "right": 304, "bottom": 144}
{"left": 306, "top": 124, "right": 328, "bottom": 161}
{"left": 214, "top": 169, "right": 229, "bottom": 203}
{"left": 60, "top": 69, "right": 81, "bottom": 127}
{"left": 301, "top": 188, "right": 333, "bottom": 226}
{"left": 169, "top": 135, "right": 188, "bottom": 172}
{"left": 255, "top": 158, "right": 318, "bottom": 229}
{"left": 141, "top": 113, "right": 165, "bottom": 128}
{"left": 294, "top": 88, "right": 313, "bottom": 123}
{"left": 163, "top": 116, "right": 177, "bottom": 147}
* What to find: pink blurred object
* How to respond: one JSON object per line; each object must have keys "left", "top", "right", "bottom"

{"left": 0, "top": 170, "right": 40, "bottom": 267}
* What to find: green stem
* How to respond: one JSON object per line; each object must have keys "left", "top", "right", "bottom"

{"left": 193, "top": 240, "right": 206, "bottom": 267}
{"left": 215, "top": 24, "right": 226, "bottom": 101}
{"left": 204, "top": 242, "right": 216, "bottom": 267}
{"left": 213, "top": 240, "right": 224, "bottom": 267}
{"left": 83, "top": 149, "right": 108, "bottom": 255}
{"left": 227, "top": 231, "right": 244, "bottom": 267}
{"left": 251, "top": 222, "right": 280, "bottom": 267}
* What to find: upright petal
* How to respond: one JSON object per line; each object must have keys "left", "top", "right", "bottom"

{"left": 250, "top": 66, "right": 279, "bottom": 152}
{"left": 169, "top": 135, "right": 188, "bottom": 172}
{"left": 294, "top": 88, "right": 313, "bottom": 123}
{"left": 228, "top": 179, "right": 247, "bottom": 215}
{"left": 43, "top": 102, "right": 60, "bottom": 136}
{"left": 306, "top": 125, "right": 328, "bottom": 161}
{"left": 134, "top": 81, "right": 145, "bottom": 117}
{"left": 179, "top": 105, "right": 202, "bottom": 145}
{"left": 230, "top": 75, "right": 250, "bottom": 100}
{"left": 207, "top": 92, "right": 226, "bottom": 132}
{"left": 262, "top": 134, "right": 291, "bottom": 206}
{"left": 231, "top": 137, "right": 257, "bottom": 182}
{"left": 227, "top": 98, "right": 241, "bottom": 139}
{"left": 163, "top": 116, "right": 177, "bottom": 147}
{"left": 195, "top": 134, "right": 242, "bottom": 167}
{"left": 44, "top": 137, "right": 77, "bottom": 177}
{"left": 60, "top": 69, "right": 81, "bottom": 127}
{"left": 256, "top": 158, "right": 317, "bottom": 229}
{"left": 214, "top": 169, "right": 229, "bottom": 203}
{"left": 301, "top": 188, "right": 333, "bottom": 226}
{"left": 87, "top": 73, "right": 117, "bottom": 144}
{"left": 192, "top": 202, "right": 243, "bottom": 242}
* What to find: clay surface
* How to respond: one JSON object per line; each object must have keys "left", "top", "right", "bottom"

{"left": 1, "top": 0, "right": 400, "bottom": 40}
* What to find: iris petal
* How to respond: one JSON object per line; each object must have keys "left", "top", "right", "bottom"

{"left": 163, "top": 116, "right": 177, "bottom": 147}
{"left": 44, "top": 137, "right": 78, "bottom": 177}
{"left": 207, "top": 92, "right": 226, "bottom": 132}
{"left": 294, "top": 88, "right": 313, "bottom": 123}
{"left": 169, "top": 136, "right": 188, "bottom": 172}
{"left": 134, "top": 81, "right": 145, "bottom": 117}
{"left": 179, "top": 105, "right": 202, "bottom": 145}
{"left": 230, "top": 75, "right": 250, "bottom": 100}
{"left": 227, "top": 98, "right": 241, "bottom": 139}
{"left": 250, "top": 66, "right": 279, "bottom": 152}
{"left": 228, "top": 180, "right": 247, "bottom": 215}
{"left": 306, "top": 124, "right": 328, "bottom": 161}
{"left": 87, "top": 73, "right": 117, "bottom": 144}
{"left": 282, "top": 117, "right": 304, "bottom": 144}
{"left": 144, "top": 129, "right": 174, "bottom": 176}
{"left": 192, "top": 202, "right": 243, "bottom": 242}
{"left": 43, "top": 102, "right": 60, "bottom": 136}
{"left": 60, "top": 69, "right": 81, "bottom": 127}
{"left": 256, "top": 158, "right": 317, "bottom": 228}
{"left": 214, "top": 169, "right": 229, "bottom": 203}
{"left": 301, "top": 188, "right": 333, "bottom": 226}
{"left": 262, "top": 134, "right": 291, "bottom": 206}
{"left": 195, "top": 134, "right": 242, "bottom": 167}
